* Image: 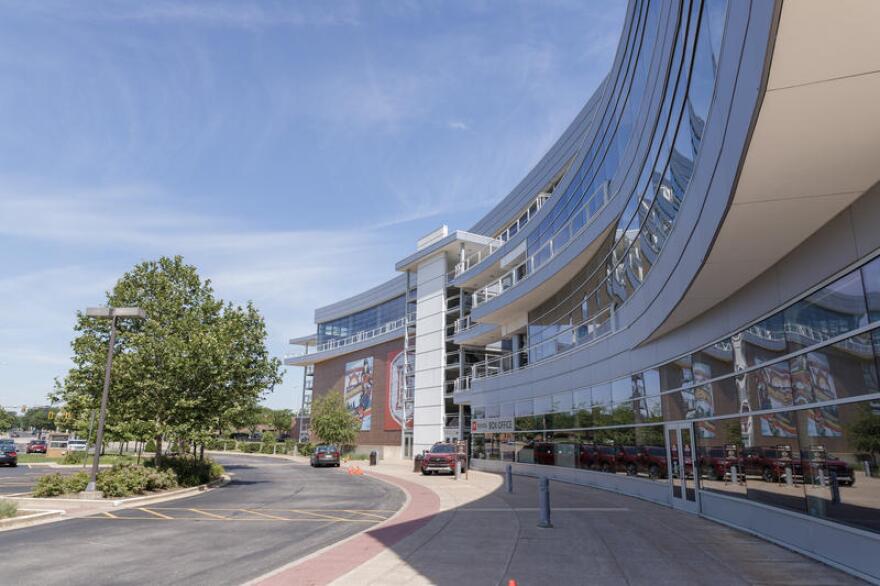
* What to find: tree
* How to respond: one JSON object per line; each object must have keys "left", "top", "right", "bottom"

{"left": 270, "top": 409, "right": 294, "bottom": 438}
{"left": 848, "top": 404, "right": 880, "bottom": 463}
{"left": 0, "top": 410, "right": 16, "bottom": 432}
{"left": 21, "top": 407, "right": 56, "bottom": 434}
{"left": 52, "top": 256, "right": 283, "bottom": 462}
{"left": 309, "top": 392, "right": 360, "bottom": 447}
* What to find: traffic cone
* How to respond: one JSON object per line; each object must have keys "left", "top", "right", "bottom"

{"left": 508, "top": 580, "right": 517, "bottom": 586}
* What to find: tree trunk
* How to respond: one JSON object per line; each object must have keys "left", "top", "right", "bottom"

{"left": 154, "top": 434, "right": 163, "bottom": 465}
{"left": 118, "top": 442, "right": 124, "bottom": 456}
{"left": 136, "top": 440, "right": 143, "bottom": 465}
{"left": 199, "top": 444, "right": 205, "bottom": 462}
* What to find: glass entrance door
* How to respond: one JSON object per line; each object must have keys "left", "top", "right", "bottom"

{"left": 666, "top": 422, "right": 700, "bottom": 513}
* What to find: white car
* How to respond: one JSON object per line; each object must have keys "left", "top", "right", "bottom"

{"left": 67, "top": 439, "right": 88, "bottom": 452}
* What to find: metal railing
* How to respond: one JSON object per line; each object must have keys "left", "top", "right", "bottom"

{"left": 471, "top": 306, "right": 613, "bottom": 380}
{"left": 314, "top": 316, "right": 408, "bottom": 353}
{"left": 471, "top": 182, "right": 611, "bottom": 309}
{"left": 454, "top": 239, "right": 504, "bottom": 277}
{"left": 454, "top": 315, "right": 473, "bottom": 334}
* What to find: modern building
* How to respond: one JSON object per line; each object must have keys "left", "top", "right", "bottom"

{"left": 287, "top": 0, "right": 880, "bottom": 579}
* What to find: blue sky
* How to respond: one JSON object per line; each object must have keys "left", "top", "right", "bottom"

{"left": 0, "top": 1, "right": 625, "bottom": 412}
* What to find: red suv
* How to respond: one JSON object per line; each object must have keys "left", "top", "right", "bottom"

{"left": 742, "top": 447, "right": 802, "bottom": 483}
{"left": 421, "top": 443, "right": 466, "bottom": 475}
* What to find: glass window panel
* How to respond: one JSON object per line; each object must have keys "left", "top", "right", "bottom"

{"left": 552, "top": 391, "right": 573, "bottom": 413}
{"left": 591, "top": 383, "right": 612, "bottom": 414}
{"left": 573, "top": 388, "right": 591, "bottom": 410}
{"left": 861, "top": 256, "right": 880, "bottom": 321}
{"left": 485, "top": 404, "right": 500, "bottom": 419}
{"left": 611, "top": 377, "right": 632, "bottom": 404}
{"left": 534, "top": 395, "right": 552, "bottom": 415}
{"left": 692, "top": 338, "right": 734, "bottom": 378}
{"left": 784, "top": 270, "right": 867, "bottom": 352}
{"left": 735, "top": 312, "right": 787, "bottom": 369}
{"left": 659, "top": 355, "right": 694, "bottom": 392}
{"left": 515, "top": 399, "right": 534, "bottom": 418}
{"left": 500, "top": 403, "right": 514, "bottom": 418}
{"left": 643, "top": 368, "right": 661, "bottom": 396}
{"left": 790, "top": 334, "right": 879, "bottom": 405}
{"left": 793, "top": 399, "right": 880, "bottom": 533}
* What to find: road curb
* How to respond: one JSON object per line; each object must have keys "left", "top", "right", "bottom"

{"left": 0, "top": 509, "right": 65, "bottom": 532}
{"left": 245, "top": 469, "right": 441, "bottom": 586}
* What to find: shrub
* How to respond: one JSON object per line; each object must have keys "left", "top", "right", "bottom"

{"left": 62, "top": 452, "right": 87, "bottom": 465}
{"left": 240, "top": 442, "right": 262, "bottom": 454}
{"left": 296, "top": 442, "right": 314, "bottom": 457}
{"left": 148, "top": 455, "right": 224, "bottom": 487}
{"left": 32, "top": 472, "right": 88, "bottom": 497}
{"left": 0, "top": 499, "right": 18, "bottom": 519}
{"left": 144, "top": 439, "right": 157, "bottom": 453}
{"left": 96, "top": 464, "right": 151, "bottom": 497}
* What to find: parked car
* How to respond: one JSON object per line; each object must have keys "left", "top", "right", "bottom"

{"left": 639, "top": 445, "right": 668, "bottom": 479}
{"left": 421, "top": 442, "right": 466, "bottom": 475}
{"left": 26, "top": 439, "right": 48, "bottom": 454}
{"left": 742, "top": 446, "right": 802, "bottom": 483}
{"left": 310, "top": 444, "right": 340, "bottom": 467}
{"left": 699, "top": 446, "right": 743, "bottom": 481}
{"left": 0, "top": 440, "right": 17, "bottom": 467}
{"left": 67, "top": 439, "right": 88, "bottom": 453}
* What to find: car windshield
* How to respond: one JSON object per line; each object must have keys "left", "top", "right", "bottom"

{"left": 431, "top": 444, "right": 455, "bottom": 453}
{"left": 316, "top": 446, "right": 337, "bottom": 453}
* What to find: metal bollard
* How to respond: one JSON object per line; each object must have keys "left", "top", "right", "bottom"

{"left": 830, "top": 471, "right": 841, "bottom": 504}
{"left": 455, "top": 459, "right": 461, "bottom": 480}
{"left": 537, "top": 477, "right": 553, "bottom": 528}
{"left": 785, "top": 466, "right": 794, "bottom": 487}
{"left": 506, "top": 464, "right": 514, "bottom": 493}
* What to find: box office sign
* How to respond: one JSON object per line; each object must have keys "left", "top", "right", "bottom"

{"left": 471, "top": 417, "right": 515, "bottom": 434}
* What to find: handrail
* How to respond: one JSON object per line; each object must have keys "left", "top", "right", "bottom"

{"left": 471, "top": 181, "right": 611, "bottom": 309}
{"left": 454, "top": 239, "right": 505, "bottom": 277}
{"left": 471, "top": 306, "right": 613, "bottom": 380}
{"left": 314, "top": 316, "right": 407, "bottom": 353}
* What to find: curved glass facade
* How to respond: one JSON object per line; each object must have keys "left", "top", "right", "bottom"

{"left": 473, "top": 254, "right": 880, "bottom": 535}
{"left": 316, "top": 295, "right": 405, "bottom": 345}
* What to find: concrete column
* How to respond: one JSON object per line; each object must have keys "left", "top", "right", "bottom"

{"left": 413, "top": 253, "right": 447, "bottom": 454}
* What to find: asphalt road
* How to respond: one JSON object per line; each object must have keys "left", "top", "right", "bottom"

{"left": 1, "top": 454, "right": 405, "bottom": 585}
{"left": 0, "top": 465, "right": 82, "bottom": 496}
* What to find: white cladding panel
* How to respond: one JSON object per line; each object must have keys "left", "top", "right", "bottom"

{"left": 413, "top": 253, "right": 447, "bottom": 453}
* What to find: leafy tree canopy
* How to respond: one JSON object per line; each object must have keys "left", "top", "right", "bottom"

{"left": 51, "top": 256, "right": 283, "bottom": 456}
{"left": 309, "top": 392, "right": 359, "bottom": 447}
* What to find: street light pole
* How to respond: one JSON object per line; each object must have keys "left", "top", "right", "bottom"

{"left": 83, "top": 306, "right": 145, "bottom": 496}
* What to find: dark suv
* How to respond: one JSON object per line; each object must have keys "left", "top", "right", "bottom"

{"left": 0, "top": 440, "right": 17, "bottom": 467}
{"left": 421, "top": 443, "right": 466, "bottom": 475}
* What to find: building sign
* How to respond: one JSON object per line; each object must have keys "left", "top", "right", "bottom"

{"left": 344, "top": 357, "right": 373, "bottom": 431}
{"left": 385, "top": 349, "right": 412, "bottom": 431}
{"left": 471, "top": 417, "right": 515, "bottom": 434}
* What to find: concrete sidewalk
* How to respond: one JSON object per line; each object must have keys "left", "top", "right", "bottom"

{"left": 325, "top": 461, "right": 863, "bottom": 586}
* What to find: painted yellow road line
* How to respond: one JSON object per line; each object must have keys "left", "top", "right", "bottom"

{"left": 243, "top": 509, "right": 288, "bottom": 521}
{"left": 139, "top": 507, "right": 173, "bottom": 520}
{"left": 102, "top": 511, "right": 120, "bottom": 519}
{"left": 187, "top": 508, "right": 228, "bottom": 520}
{"left": 289, "top": 509, "right": 349, "bottom": 522}
{"left": 341, "top": 509, "right": 387, "bottom": 520}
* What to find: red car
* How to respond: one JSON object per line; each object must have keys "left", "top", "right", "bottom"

{"left": 26, "top": 439, "right": 48, "bottom": 454}
{"left": 421, "top": 443, "right": 466, "bottom": 475}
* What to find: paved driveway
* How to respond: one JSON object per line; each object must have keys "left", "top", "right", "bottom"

{"left": 1, "top": 454, "right": 404, "bottom": 585}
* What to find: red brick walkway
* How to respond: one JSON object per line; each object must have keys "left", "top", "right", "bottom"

{"left": 253, "top": 470, "right": 440, "bottom": 586}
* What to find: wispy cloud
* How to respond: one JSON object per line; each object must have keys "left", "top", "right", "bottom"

{"left": 447, "top": 120, "right": 470, "bottom": 131}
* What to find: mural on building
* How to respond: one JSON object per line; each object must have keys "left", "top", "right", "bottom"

{"left": 343, "top": 357, "right": 373, "bottom": 431}
{"left": 385, "top": 349, "right": 411, "bottom": 431}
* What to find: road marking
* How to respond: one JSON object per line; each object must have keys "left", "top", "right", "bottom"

{"left": 139, "top": 507, "right": 173, "bottom": 520}
{"left": 188, "top": 508, "right": 228, "bottom": 520}
{"left": 243, "top": 509, "right": 289, "bottom": 521}
{"left": 289, "top": 509, "right": 350, "bottom": 522}
{"left": 342, "top": 509, "right": 387, "bottom": 520}
{"left": 102, "top": 511, "right": 120, "bottom": 519}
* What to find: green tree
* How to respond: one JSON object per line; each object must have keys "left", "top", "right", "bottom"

{"left": 848, "top": 404, "right": 880, "bottom": 462}
{"left": 21, "top": 407, "right": 56, "bottom": 433}
{"left": 52, "top": 256, "right": 283, "bottom": 462}
{"left": 0, "top": 410, "right": 16, "bottom": 432}
{"left": 270, "top": 409, "right": 294, "bottom": 438}
{"left": 309, "top": 392, "right": 359, "bottom": 447}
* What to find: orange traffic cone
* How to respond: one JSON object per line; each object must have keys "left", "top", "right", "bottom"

{"left": 508, "top": 580, "right": 517, "bottom": 586}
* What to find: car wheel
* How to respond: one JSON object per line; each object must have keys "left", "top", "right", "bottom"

{"left": 11, "top": 462, "right": 17, "bottom": 467}
{"left": 421, "top": 470, "right": 430, "bottom": 475}
{"left": 601, "top": 463, "right": 611, "bottom": 473}
{"left": 706, "top": 467, "right": 719, "bottom": 482}
{"left": 648, "top": 465, "right": 660, "bottom": 479}
{"left": 762, "top": 467, "right": 775, "bottom": 483}
{"left": 626, "top": 463, "right": 637, "bottom": 476}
